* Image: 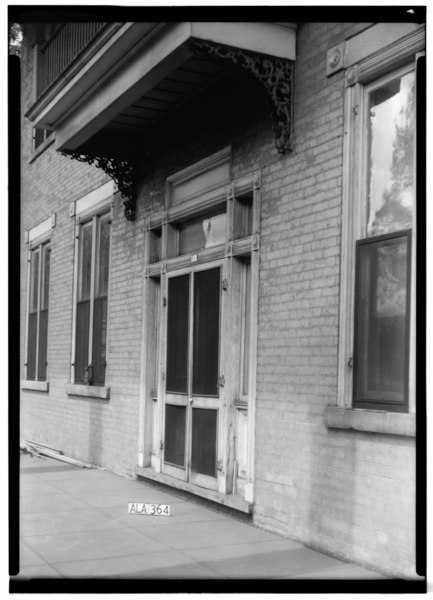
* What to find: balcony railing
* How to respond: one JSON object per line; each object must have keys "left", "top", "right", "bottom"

{"left": 38, "top": 22, "right": 107, "bottom": 96}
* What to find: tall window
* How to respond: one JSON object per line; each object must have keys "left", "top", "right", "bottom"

{"left": 338, "top": 40, "right": 422, "bottom": 415}
{"left": 353, "top": 66, "right": 415, "bottom": 412}
{"left": 74, "top": 211, "right": 111, "bottom": 385}
{"left": 26, "top": 241, "right": 51, "bottom": 381}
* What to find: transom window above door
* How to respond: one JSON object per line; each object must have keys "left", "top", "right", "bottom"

{"left": 145, "top": 176, "right": 261, "bottom": 273}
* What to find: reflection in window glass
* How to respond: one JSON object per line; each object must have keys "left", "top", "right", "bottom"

{"left": 178, "top": 213, "right": 226, "bottom": 255}
{"left": 367, "top": 71, "right": 415, "bottom": 237}
{"left": 354, "top": 233, "right": 410, "bottom": 407}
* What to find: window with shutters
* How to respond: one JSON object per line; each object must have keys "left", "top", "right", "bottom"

{"left": 22, "top": 214, "right": 55, "bottom": 391}
{"left": 74, "top": 211, "right": 111, "bottom": 386}
{"left": 67, "top": 181, "right": 114, "bottom": 396}
{"left": 26, "top": 241, "right": 51, "bottom": 382}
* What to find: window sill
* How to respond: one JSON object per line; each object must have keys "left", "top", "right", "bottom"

{"left": 21, "top": 380, "right": 49, "bottom": 392}
{"left": 64, "top": 383, "right": 110, "bottom": 399}
{"left": 324, "top": 406, "right": 415, "bottom": 437}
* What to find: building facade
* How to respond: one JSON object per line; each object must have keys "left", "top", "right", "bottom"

{"left": 19, "top": 15, "right": 425, "bottom": 578}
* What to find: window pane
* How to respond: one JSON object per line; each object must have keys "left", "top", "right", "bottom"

{"left": 96, "top": 215, "right": 110, "bottom": 298}
{"left": 192, "top": 268, "right": 220, "bottom": 396}
{"left": 41, "top": 244, "right": 50, "bottom": 311}
{"left": 75, "top": 301, "right": 90, "bottom": 384}
{"left": 30, "top": 248, "right": 39, "bottom": 313}
{"left": 27, "top": 313, "right": 37, "bottom": 381}
{"left": 38, "top": 310, "right": 48, "bottom": 381}
{"left": 191, "top": 408, "right": 217, "bottom": 477}
{"left": 367, "top": 71, "right": 415, "bottom": 237}
{"left": 164, "top": 404, "right": 186, "bottom": 467}
{"left": 92, "top": 297, "right": 107, "bottom": 385}
{"left": 354, "top": 233, "right": 410, "bottom": 406}
{"left": 178, "top": 213, "right": 226, "bottom": 255}
{"left": 79, "top": 221, "right": 93, "bottom": 301}
{"left": 166, "top": 275, "right": 189, "bottom": 393}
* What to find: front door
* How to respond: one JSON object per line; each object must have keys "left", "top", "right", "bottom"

{"left": 162, "top": 265, "right": 222, "bottom": 491}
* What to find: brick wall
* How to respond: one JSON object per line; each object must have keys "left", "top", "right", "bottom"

{"left": 20, "top": 22, "right": 417, "bottom": 578}
{"left": 252, "top": 22, "right": 417, "bottom": 578}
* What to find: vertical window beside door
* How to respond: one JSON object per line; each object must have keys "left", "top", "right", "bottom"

{"left": 75, "top": 212, "right": 111, "bottom": 385}
{"left": 27, "top": 242, "right": 51, "bottom": 381}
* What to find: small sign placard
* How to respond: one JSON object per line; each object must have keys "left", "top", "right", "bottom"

{"left": 128, "top": 503, "right": 171, "bottom": 516}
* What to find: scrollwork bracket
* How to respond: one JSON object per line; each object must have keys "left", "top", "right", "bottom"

{"left": 61, "top": 151, "right": 136, "bottom": 221}
{"left": 189, "top": 39, "right": 294, "bottom": 154}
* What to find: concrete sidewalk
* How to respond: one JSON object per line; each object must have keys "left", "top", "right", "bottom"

{"left": 13, "top": 453, "right": 387, "bottom": 581}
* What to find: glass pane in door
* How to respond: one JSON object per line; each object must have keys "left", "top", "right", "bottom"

{"left": 164, "top": 404, "right": 186, "bottom": 467}
{"left": 191, "top": 408, "right": 217, "bottom": 476}
{"left": 166, "top": 275, "right": 189, "bottom": 393}
{"left": 192, "top": 268, "right": 220, "bottom": 395}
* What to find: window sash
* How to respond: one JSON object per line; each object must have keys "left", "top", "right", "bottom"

{"left": 353, "top": 231, "right": 411, "bottom": 411}
{"left": 363, "top": 66, "right": 415, "bottom": 239}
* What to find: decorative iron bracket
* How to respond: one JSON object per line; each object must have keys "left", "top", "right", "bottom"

{"left": 189, "top": 39, "right": 294, "bottom": 154}
{"left": 62, "top": 151, "right": 136, "bottom": 221}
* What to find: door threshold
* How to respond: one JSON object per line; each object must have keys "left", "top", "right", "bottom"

{"left": 136, "top": 466, "right": 253, "bottom": 514}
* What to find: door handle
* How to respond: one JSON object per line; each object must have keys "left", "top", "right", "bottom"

{"left": 189, "top": 397, "right": 193, "bottom": 405}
